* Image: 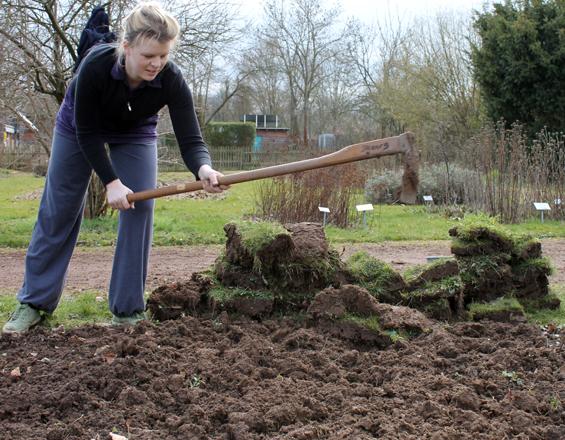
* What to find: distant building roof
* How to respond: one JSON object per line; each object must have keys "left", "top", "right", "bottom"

{"left": 241, "top": 114, "right": 287, "bottom": 129}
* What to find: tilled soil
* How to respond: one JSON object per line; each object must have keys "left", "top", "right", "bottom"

{"left": 1, "top": 316, "right": 565, "bottom": 439}
{"left": 2, "top": 239, "right": 565, "bottom": 439}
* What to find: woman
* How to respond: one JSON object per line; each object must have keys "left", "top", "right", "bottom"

{"left": 3, "top": 2, "right": 226, "bottom": 333}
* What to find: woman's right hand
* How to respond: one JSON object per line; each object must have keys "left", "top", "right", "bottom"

{"left": 106, "top": 179, "right": 134, "bottom": 210}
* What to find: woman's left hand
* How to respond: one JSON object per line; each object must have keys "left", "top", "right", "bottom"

{"left": 198, "top": 164, "right": 230, "bottom": 193}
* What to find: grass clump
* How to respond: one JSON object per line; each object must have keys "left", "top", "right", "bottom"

{"left": 401, "top": 276, "right": 463, "bottom": 320}
{"left": 237, "top": 220, "right": 289, "bottom": 254}
{"left": 519, "top": 292, "right": 561, "bottom": 312}
{"left": 208, "top": 286, "right": 273, "bottom": 303}
{"left": 347, "top": 251, "right": 400, "bottom": 285}
{"left": 523, "top": 286, "right": 565, "bottom": 325}
{"left": 468, "top": 296, "right": 524, "bottom": 321}
{"left": 511, "top": 236, "right": 542, "bottom": 259}
{"left": 457, "top": 254, "right": 511, "bottom": 286}
{"left": 346, "top": 251, "right": 406, "bottom": 302}
{"left": 450, "top": 214, "right": 513, "bottom": 243}
{"left": 340, "top": 313, "right": 381, "bottom": 332}
{"left": 403, "top": 258, "right": 457, "bottom": 286}
{"left": 279, "top": 251, "right": 342, "bottom": 287}
{"left": 403, "top": 264, "right": 428, "bottom": 283}
{"left": 511, "top": 257, "right": 554, "bottom": 277}
{"left": 405, "top": 276, "right": 463, "bottom": 300}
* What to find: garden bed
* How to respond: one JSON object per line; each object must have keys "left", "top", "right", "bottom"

{"left": 2, "top": 222, "right": 565, "bottom": 439}
{"left": 1, "top": 316, "right": 564, "bottom": 439}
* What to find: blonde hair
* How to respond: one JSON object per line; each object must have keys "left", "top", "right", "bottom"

{"left": 117, "top": 2, "right": 180, "bottom": 57}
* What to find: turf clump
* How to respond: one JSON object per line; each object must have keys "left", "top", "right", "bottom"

{"left": 511, "top": 257, "right": 553, "bottom": 298}
{"left": 404, "top": 259, "right": 459, "bottom": 288}
{"left": 307, "top": 284, "right": 432, "bottom": 347}
{"left": 402, "top": 276, "right": 464, "bottom": 320}
{"left": 215, "top": 221, "right": 345, "bottom": 311}
{"left": 146, "top": 217, "right": 558, "bottom": 326}
{"left": 449, "top": 217, "right": 558, "bottom": 315}
{"left": 468, "top": 296, "right": 526, "bottom": 323}
{"left": 208, "top": 286, "right": 274, "bottom": 318}
{"left": 345, "top": 251, "right": 406, "bottom": 303}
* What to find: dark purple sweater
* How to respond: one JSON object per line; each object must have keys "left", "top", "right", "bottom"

{"left": 56, "top": 44, "right": 211, "bottom": 185}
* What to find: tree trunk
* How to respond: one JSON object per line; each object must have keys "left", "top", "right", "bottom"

{"left": 303, "top": 108, "right": 309, "bottom": 147}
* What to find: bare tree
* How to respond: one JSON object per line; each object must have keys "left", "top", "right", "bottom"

{"left": 170, "top": 0, "right": 243, "bottom": 126}
{"left": 348, "top": 11, "right": 481, "bottom": 164}
{"left": 345, "top": 15, "right": 411, "bottom": 138}
{"left": 310, "top": 35, "right": 360, "bottom": 145}
{"left": 408, "top": 13, "right": 482, "bottom": 159}
{"left": 258, "top": 0, "right": 344, "bottom": 146}
{"left": 241, "top": 39, "right": 287, "bottom": 117}
{"left": 0, "top": 0, "right": 246, "bottom": 219}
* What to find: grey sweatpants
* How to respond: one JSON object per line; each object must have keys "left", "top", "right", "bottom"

{"left": 18, "top": 130, "right": 157, "bottom": 316}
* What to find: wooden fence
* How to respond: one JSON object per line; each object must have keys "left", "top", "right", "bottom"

{"left": 0, "top": 141, "right": 46, "bottom": 171}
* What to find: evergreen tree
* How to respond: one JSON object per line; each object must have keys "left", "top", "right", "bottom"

{"left": 472, "top": 0, "right": 565, "bottom": 135}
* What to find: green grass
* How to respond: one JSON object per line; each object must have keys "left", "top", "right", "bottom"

{"left": 208, "top": 285, "right": 274, "bottom": 303}
{"left": 525, "top": 286, "right": 565, "bottom": 325}
{"left": 467, "top": 296, "right": 524, "bottom": 319}
{"left": 3, "top": 170, "right": 565, "bottom": 247}
{"left": 340, "top": 313, "right": 382, "bottom": 332}
{"left": 0, "top": 170, "right": 258, "bottom": 247}
{"left": 325, "top": 205, "right": 456, "bottom": 242}
{"left": 0, "top": 291, "right": 112, "bottom": 330}
{"left": 237, "top": 220, "right": 289, "bottom": 254}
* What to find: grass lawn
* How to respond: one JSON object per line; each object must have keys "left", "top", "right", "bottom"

{"left": 0, "top": 170, "right": 258, "bottom": 247}
{"left": 2, "top": 169, "right": 565, "bottom": 247}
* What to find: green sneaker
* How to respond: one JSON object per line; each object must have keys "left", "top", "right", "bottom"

{"left": 111, "top": 311, "right": 147, "bottom": 326}
{"left": 2, "top": 303, "right": 42, "bottom": 334}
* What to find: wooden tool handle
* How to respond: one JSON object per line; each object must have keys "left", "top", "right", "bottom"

{"left": 128, "top": 132, "right": 417, "bottom": 203}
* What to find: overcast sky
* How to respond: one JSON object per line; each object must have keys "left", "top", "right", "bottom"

{"left": 235, "top": 0, "right": 492, "bottom": 24}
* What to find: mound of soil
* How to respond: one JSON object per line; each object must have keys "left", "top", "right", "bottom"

{"left": 146, "top": 222, "right": 558, "bottom": 325}
{"left": 146, "top": 273, "right": 213, "bottom": 321}
{"left": 449, "top": 225, "right": 557, "bottom": 315}
{"left": 216, "top": 222, "right": 344, "bottom": 295}
{"left": 307, "top": 285, "right": 433, "bottom": 348}
{"left": 2, "top": 317, "right": 564, "bottom": 439}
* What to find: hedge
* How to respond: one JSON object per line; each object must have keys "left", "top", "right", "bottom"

{"left": 203, "top": 122, "right": 256, "bottom": 148}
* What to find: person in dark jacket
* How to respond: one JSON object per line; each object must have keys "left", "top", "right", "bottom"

{"left": 73, "top": 5, "right": 116, "bottom": 73}
{"left": 3, "top": 1, "right": 227, "bottom": 333}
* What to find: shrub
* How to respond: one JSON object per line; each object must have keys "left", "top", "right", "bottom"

{"left": 255, "top": 163, "right": 366, "bottom": 228}
{"left": 365, "top": 163, "right": 479, "bottom": 205}
{"left": 203, "top": 122, "right": 256, "bottom": 148}
{"left": 461, "top": 124, "right": 565, "bottom": 223}
{"left": 32, "top": 163, "right": 48, "bottom": 177}
{"left": 364, "top": 170, "right": 400, "bottom": 204}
